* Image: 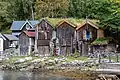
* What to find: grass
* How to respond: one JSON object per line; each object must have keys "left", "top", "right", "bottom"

{"left": 66, "top": 56, "right": 88, "bottom": 62}
{"left": 5, "top": 56, "right": 39, "bottom": 64}
{"left": 39, "top": 17, "right": 99, "bottom": 28}
{"left": 91, "top": 37, "right": 117, "bottom": 45}
{"left": 3, "top": 55, "right": 119, "bottom": 65}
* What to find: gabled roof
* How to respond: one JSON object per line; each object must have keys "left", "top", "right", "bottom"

{"left": 38, "top": 18, "right": 53, "bottom": 28}
{"left": 0, "top": 33, "right": 6, "bottom": 40}
{"left": 56, "top": 20, "right": 77, "bottom": 28}
{"left": 10, "top": 20, "right": 39, "bottom": 30}
{"left": 76, "top": 20, "right": 99, "bottom": 30}
{"left": 21, "top": 31, "right": 35, "bottom": 37}
{"left": 3, "top": 34, "right": 19, "bottom": 41}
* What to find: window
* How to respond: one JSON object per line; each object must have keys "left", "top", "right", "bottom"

{"left": 26, "top": 24, "right": 30, "bottom": 30}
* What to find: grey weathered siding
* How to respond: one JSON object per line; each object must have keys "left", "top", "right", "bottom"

{"left": 56, "top": 22, "right": 76, "bottom": 55}
{"left": 37, "top": 19, "right": 53, "bottom": 55}
{"left": 19, "top": 32, "right": 29, "bottom": 55}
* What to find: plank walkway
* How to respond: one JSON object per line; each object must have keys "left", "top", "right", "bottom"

{"left": 96, "top": 74, "right": 120, "bottom": 80}
{"left": 95, "top": 69, "right": 120, "bottom": 75}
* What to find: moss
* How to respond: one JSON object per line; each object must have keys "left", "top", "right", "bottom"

{"left": 91, "top": 37, "right": 116, "bottom": 45}
{"left": 39, "top": 17, "right": 99, "bottom": 28}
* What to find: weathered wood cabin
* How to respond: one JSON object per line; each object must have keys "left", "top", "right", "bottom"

{"left": 35, "top": 18, "right": 53, "bottom": 55}
{"left": 10, "top": 20, "right": 39, "bottom": 37}
{"left": 56, "top": 20, "right": 76, "bottom": 55}
{"left": 19, "top": 30, "right": 35, "bottom": 55}
{"left": 3, "top": 34, "right": 19, "bottom": 49}
{"left": 76, "top": 20, "right": 99, "bottom": 55}
{"left": 0, "top": 34, "right": 19, "bottom": 54}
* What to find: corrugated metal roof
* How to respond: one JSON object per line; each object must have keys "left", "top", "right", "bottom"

{"left": 29, "top": 20, "right": 39, "bottom": 26}
{"left": 10, "top": 20, "right": 39, "bottom": 30}
{"left": 10, "top": 21, "right": 25, "bottom": 30}
{"left": 3, "top": 34, "right": 19, "bottom": 41}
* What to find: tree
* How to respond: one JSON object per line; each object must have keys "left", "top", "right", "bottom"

{"left": 7, "top": 0, "right": 35, "bottom": 20}
{"left": 0, "top": 0, "right": 35, "bottom": 32}
{"left": 68, "top": 0, "right": 113, "bottom": 19}
{"left": 35, "top": 0, "right": 69, "bottom": 19}
{"left": 99, "top": 0, "right": 120, "bottom": 39}
{"left": 0, "top": 1, "right": 11, "bottom": 31}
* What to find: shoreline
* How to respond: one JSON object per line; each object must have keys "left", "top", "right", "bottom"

{"left": 0, "top": 56, "right": 119, "bottom": 79}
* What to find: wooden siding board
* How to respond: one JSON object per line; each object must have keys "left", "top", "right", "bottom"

{"left": 56, "top": 22, "right": 75, "bottom": 55}
{"left": 37, "top": 40, "right": 49, "bottom": 46}
{"left": 19, "top": 32, "right": 30, "bottom": 55}
{"left": 57, "top": 22, "right": 75, "bottom": 46}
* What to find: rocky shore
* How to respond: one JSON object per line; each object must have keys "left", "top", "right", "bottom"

{"left": 0, "top": 56, "right": 120, "bottom": 79}
{"left": 0, "top": 56, "right": 100, "bottom": 72}
{"left": 0, "top": 55, "right": 119, "bottom": 72}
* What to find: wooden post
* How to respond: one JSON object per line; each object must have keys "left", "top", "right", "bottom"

{"left": 115, "top": 51, "right": 119, "bottom": 62}
{"left": 71, "top": 37, "right": 73, "bottom": 55}
{"left": 78, "top": 40, "right": 82, "bottom": 56}
{"left": 65, "top": 40, "right": 67, "bottom": 56}
{"left": 34, "top": 25, "right": 38, "bottom": 54}
{"left": 108, "top": 52, "right": 111, "bottom": 63}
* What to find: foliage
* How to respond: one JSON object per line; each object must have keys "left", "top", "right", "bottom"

{"left": 6, "top": 0, "right": 35, "bottom": 20}
{"left": 0, "top": 0, "right": 119, "bottom": 40}
{"left": 35, "top": 0, "right": 69, "bottom": 19}
{"left": 0, "top": 0, "right": 35, "bottom": 32}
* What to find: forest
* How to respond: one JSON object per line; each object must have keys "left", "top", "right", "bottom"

{"left": 0, "top": 0, "right": 120, "bottom": 42}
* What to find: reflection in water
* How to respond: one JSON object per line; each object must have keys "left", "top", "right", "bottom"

{"left": 0, "top": 71, "right": 72, "bottom": 80}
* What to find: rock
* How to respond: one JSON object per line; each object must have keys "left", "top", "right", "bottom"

{"left": 26, "top": 65, "right": 34, "bottom": 71}
{"left": 31, "top": 59, "right": 41, "bottom": 63}
{"left": 25, "top": 57, "right": 32, "bottom": 61}
{"left": 14, "top": 59, "right": 26, "bottom": 64}
{"left": 46, "top": 66, "right": 55, "bottom": 70}
{"left": 20, "top": 68, "right": 26, "bottom": 71}
{"left": 45, "top": 60, "right": 55, "bottom": 66}
{"left": 54, "top": 57, "right": 66, "bottom": 63}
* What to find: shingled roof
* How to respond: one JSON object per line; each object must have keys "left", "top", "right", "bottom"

{"left": 10, "top": 20, "right": 39, "bottom": 30}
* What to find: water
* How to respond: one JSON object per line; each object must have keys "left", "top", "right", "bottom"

{"left": 0, "top": 71, "right": 72, "bottom": 80}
